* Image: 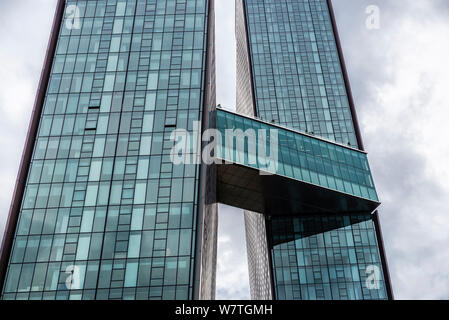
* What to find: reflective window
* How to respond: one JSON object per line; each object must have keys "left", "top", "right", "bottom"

{"left": 3, "top": 0, "right": 209, "bottom": 301}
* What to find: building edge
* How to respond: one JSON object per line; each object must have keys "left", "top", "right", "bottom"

{"left": 195, "top": 0, "right": 218, "bottom": 300}
{"left": 373, "top": 211, "right": 394, "bottom": 300}
{"left": 236, "top": 0, "right": 275, "bottom": 300}
{"left": 0, "top": 0, "right": 66, "bottom": 294}
{"left": 327, "top": 0, "right": 394, "bottom": 299}
{"left": 326, "top": 0, "right": 365, "bottom": 151}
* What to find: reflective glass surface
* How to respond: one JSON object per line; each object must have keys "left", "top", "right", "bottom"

{"left": 2, "top": 0, "right": 209, "bottom": 300}
{"left": 245, "top": 0, "right": 358, "bottom": 146}
{"left": 216, "top": 109, "right": 378, "bottom": 202}
{"left": 240, "top": 0, "right": 389, "bottom": 301}
{"left": 270, "top": 215, "right": 388, "bottom": 300}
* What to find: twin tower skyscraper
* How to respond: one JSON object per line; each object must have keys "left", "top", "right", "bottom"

{"left": 0, "top": 0, "right": 392, "bottom": 300}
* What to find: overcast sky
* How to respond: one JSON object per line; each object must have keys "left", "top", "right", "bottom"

{"left": 1, "top": 0, "right": 449, "bottom": 300}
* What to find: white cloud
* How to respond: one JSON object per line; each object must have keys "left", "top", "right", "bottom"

{"left": 367, "top": 17, "right": 449, "bottom": 298}
{"left": 216, "top": 204, "right": 250, "bottom": 300}
{"left": 0, "top": 0, "right": 57, "bottom": 246}
{"left": 335, "top": 0, "right": 449, "bottom": 299}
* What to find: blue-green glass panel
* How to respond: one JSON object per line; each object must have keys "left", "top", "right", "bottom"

{"left": 216, "top": 109, "right": 379, "bottom": 202}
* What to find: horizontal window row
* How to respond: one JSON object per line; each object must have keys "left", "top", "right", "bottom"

{"left": 33, "top": 133, "right": 161, "bottom": 160}
{"left": 32, "top": 130, "right": 204, "bottom": 162}
{"left": 56, "top": 30, "right": 205, "bottom": 56}
{"left": 53, "top": 50, "right": 204, "bottom": 75}
{"left": 2, "top": 285, "right": 191, "bottom": 300}
{"left": 10, "top": 229, "right": 193, "bottom": 266}
{"left": 273, "top": 265, "right": 384, "bottom": 286}
{"left": 27, "top": 156, "right": 196, "bottom": 186}
{"left": 64, "top": 0, "right": 206, "bottom": 19}
{"left": 4, "top": 256, "right": 193, "bottom": 294}
{"left": 38, "top": 112, "right": 154, "bottom": 137}
{"left": 273, "top": 247, "right": 382, "bottom": 267}
{"left": 61, "top": 14, "right": 206, "bottom": 38}
{"left": 252, "top": 73, "right": 345, "bottom": 89}
{"left": 275, "top": 282, "right": 387, "bottom": 300}
{"left": 22, "top": 177, "right": 196, "bottom": 209}
{"left": 47, "top": 68, "right": 203, "bottom": 95}
{"left": 43, "top": 89, "right": 203, "bottom": 115}
{"left": 274, "top": 230, "right": 380, "bottom": 248}
{"left": 38, "top": 112, "right": 199, "bottom": 139}
{"left": 16, "top": 203, "right": 195, "bottom": 237}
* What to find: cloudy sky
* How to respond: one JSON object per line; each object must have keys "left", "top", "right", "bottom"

{"left": 1, "top": 0, "right": 449, "bottom": 300}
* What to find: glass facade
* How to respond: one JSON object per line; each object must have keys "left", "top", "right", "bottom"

{"left": 1, "top": 0, "right": 211, "bottom": 300}
{"left": 270, "top": 215, "right": 387, "bottom": 300}
{"left": 238, "top": 0, "right": 390, "bottom": 300}
{"left": 244, "top": 0, "right": 357, "bottom": 146}
{"left": 216, "top": 109, "right": 378, "bottom": 202}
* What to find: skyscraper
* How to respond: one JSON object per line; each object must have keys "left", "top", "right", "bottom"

{"left": 236, "top": 0, "right": 393, "bottom": 300}
{"left": 0, "top": 0, "right": 217, "bottom": 300}
{"left": 0, "top": 0, "right": 392, "bottom": 301}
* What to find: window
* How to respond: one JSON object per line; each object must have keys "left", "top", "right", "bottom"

{"left": 85, "top": 184, "right": 98, "bottom": 206}
{"left": 147, "top": 72, "right": 158, "bottom": 90}
{"left": 110, "top": 36, "right": 121, "bottom": 52}
{"left": 104, "top": 74, "right": 116, "bottom": 92}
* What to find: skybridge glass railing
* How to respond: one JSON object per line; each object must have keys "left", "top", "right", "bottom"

{"left": 215, "top": 108, "right": 379, "bottom": 203}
